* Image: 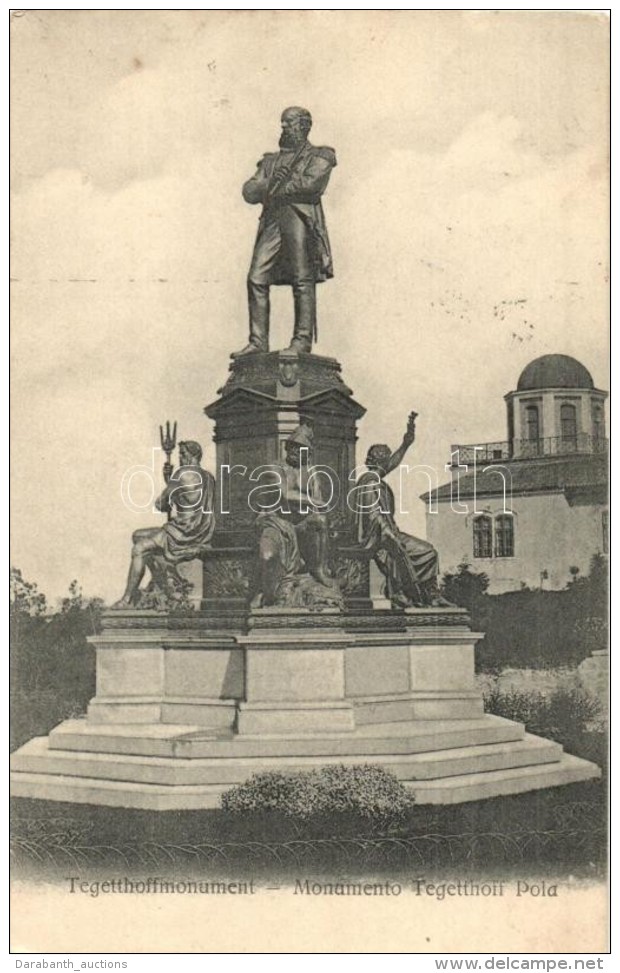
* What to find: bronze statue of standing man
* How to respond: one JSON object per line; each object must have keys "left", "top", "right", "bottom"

{"left": 232, "top": 107, "right": 336, "bottom": 358}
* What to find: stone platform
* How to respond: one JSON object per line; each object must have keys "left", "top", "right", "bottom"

{"left": 10, "top": 607, "right": 600, "bottom": 809}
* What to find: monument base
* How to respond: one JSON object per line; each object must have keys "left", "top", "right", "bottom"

{"left": 10, "top": 608, "right": 601, "bottom": 809}
{"left": 11, "top": 725, "right": 596, "bottom": 810}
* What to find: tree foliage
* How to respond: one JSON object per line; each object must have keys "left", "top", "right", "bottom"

{"left": 10, "top": 568, "right": 103, "bottom": 748}
{"left": 444, "top": 554, "right": 609, "bottom": 671}
{"left": 440, "top": 561, "right": 490, "bottom": 612}
{"left": 10, "top": 567, "right": 47, "bottom": 618}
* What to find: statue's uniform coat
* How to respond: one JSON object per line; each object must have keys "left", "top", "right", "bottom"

{"left": 243, "top": 143, "right": 336, "bottom": 286}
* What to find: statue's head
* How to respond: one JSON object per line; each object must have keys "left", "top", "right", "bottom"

{"left": 366, "top": 444, "right": 392, "bottom": 476}
{"left": 285, "top": 423, "right": 313, "bottom": 466}
{"left": 179, "top": 440, "right": 203, "bottom": 464}
{"left": 280, "top": 107, "right": 312, "bottom": 148}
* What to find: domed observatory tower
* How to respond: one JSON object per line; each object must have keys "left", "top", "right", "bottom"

{"left": 505, "top": 354, "right": 607, "bottom": 460}
{"left": 427, "top": 354, "right": 608, "bottom": 593}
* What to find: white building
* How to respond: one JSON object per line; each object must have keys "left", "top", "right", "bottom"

{"left": 423, "top": 354, "right": 608, "bottom": 593}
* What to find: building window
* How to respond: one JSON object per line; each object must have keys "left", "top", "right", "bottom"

{"left": 602, "top": 511, "right": 609, "bottom": 555}
{"left": 472, "top": 513, "right": 516, "bottom": 559}
{"left": 525, "top": 405, "right": 539, "bottom": 440}
{"left": 524, "top": 405, "right": 540, "bottom": 456}
{"left": 560, "top": 403, "right": 577, "bottom": 451}
{"left": 593, "top": 404, "right": 605, "bottom": 444}
{"left": 495, "top": 514, "right": 515, "bottom": 558}
{"left": 473, "top": 515, "right": 492, "bottom": 558}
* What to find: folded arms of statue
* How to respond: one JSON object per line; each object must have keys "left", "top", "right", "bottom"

{"left": 278, "top": 149, "right": 336, "bottom": 203}
{"left": 242, "top": 159, "right": 270, "bottom": 205}
{"left": 242, "top": 148, "right": 336, "bottom": 206}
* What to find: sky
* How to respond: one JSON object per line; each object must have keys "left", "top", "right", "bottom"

{"left": 10, "top": 9, "right": 609, "bottom": 604}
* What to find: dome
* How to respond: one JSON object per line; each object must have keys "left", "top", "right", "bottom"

{"left": 517, "top": 354, "right": 594, "bottom": 392}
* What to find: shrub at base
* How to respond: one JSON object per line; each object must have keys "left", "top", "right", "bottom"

{"left": 221, "top": 764, "right": 415, "bottom": 820}
{"left": 483, "top": 687, "right": 605, "bottom": 768}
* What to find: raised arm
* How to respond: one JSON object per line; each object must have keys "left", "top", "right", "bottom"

{"left": 385, "top": 412, "right": 417, "bottom": 475}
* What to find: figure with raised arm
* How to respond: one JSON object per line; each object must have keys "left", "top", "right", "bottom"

{"left": 355, "top": 413, "right": 452, "bottom": 608}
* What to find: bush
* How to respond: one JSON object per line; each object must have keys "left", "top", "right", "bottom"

{"left": 222, "top": 770, "right": 319, "bottom": 818}
{"left": 442, "top": 555, "right": 609, "bottom": 672}
{"left": 441, "top": 561, "right": 489, "bottom": 616}
{"left": 484, "top": 687, "right": 604, "bottom": 766}
{"left": 221, "top": 764, "right": 415, "bottom": 821}
{"left": 10, "top": 570, "right": 102, "bottom": 748}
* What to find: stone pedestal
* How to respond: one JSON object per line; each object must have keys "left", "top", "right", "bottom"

{"left": 9, "top": 351, "right": 602, "bottom": 809}
{"left": 201, "top": 352, "right": 378, "bottom": 612}
{"left": 10, "top": 606, "right": 601, "bottom": 808}
{"left": 346, "top": 618, "right": 484, "bottom": 722}
{"left": 204, "top": 351, "right": 365, "bottom": 543}
{"left": 237, "top": 624, "right": 355, "bottom": 735}
{"left": 83, "top": 613, "right": 242, "bottom": 728}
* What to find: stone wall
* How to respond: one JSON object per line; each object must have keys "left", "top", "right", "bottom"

{"left": 428, "top": 492, "right": 606, "bottom": 593}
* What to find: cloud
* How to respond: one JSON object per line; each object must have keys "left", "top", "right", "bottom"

{"left": 10, "top": 11, "right": 609, "bottom": 600}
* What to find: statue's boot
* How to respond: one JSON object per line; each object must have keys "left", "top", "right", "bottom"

{"left": 230, "top": 340, "right": 269, "bottom": 359}
{"left": 287, "top": 279, "right": 315, "bottom": 354}
{"left": 285, "top": 337, "right": 311, "bottom": 354}
{"left": 239, "top": 279, "right": 270, "bottom": 357}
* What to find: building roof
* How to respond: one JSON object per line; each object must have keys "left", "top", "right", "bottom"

{"left": 516, "top": 354, "right": 594, "bottom": 392}
{"left": 425, "top": 453, "right": 608, "bottom": 504}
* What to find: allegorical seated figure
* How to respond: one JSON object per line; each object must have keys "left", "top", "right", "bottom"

{"left": 355, "top": 413, "right": 452, "bottom": 608}
{"left": 113, "top": 440, "right": 216, "bottom": 608}
{"left": 251, "top": 423, "right": 341, "bottom": 608}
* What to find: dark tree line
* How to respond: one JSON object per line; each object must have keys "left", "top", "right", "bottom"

{"left": 440, "top": 554, "right": 608, "bottom": 671}
{"left": 10, "top": 568, "right": 103, "bottom": 748}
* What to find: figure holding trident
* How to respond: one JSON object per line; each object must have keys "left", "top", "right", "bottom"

{"left": 159, "top": 420, "right": 177, "bottom": 520}
{"left": 113, "top": 431, "right": 216, "bottom": 608}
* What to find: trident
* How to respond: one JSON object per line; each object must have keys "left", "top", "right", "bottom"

{"left": 159, "top": 420, "right": 177, "bottom": 521}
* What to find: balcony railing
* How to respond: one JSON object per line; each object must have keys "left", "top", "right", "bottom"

{"left": 451, "top": 435, "right": 608, "bottom": 466}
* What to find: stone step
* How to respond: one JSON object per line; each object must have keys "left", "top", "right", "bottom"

{"left": 405, "top": 754, "right": 600, "bottom": 805}
{"left": 10, "top": 770, "right": 224, "bottom": 811}
{"left": 48, "top": 715, "right": 525, "bottom": 759}
{"left": 10, "top": 751, "right": 599, "bottom": 810}
{"left": 11, "top": 734, "right": 562, "bottom": 787}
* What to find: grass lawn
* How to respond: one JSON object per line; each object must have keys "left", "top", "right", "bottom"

{"left": 11, "top": 773, "right": 606, "bottom": 881}
{"left": 11, "top": 685, "right": 607, "bottom": 882}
